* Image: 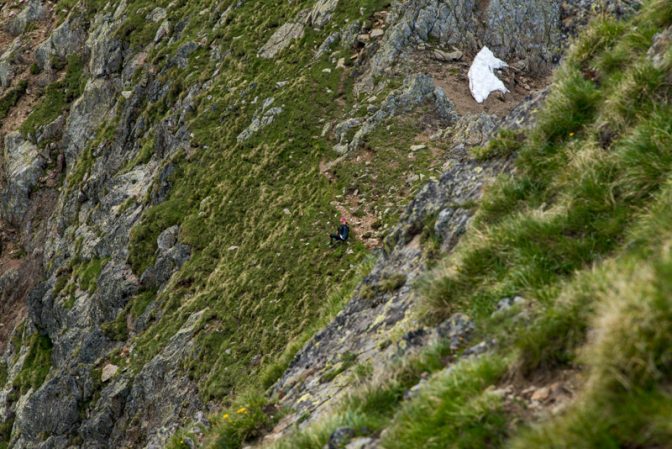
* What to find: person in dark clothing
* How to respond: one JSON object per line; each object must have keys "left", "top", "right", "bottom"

{"left": 330, "top": 217, "right": 350, "bottom": 244}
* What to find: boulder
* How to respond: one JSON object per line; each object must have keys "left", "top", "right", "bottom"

{"left": 146, "top": 7, "right": 168, "bottom": 23}
{"left": 328, "top": 427, "right": 355, "bottom": 449}
{"left": 157, "top": 225, "right": 179, "bottom": 251}
{"left": 306, "top": 0, "right": 339, "bottom": 28}
{"left": 648, "top": 25, "right": 672, "bottom": 69}
{"left": 154, "top": 20, "right": 172, "bottom": 43}
{"left": 436, "top": 313, "right": 474, "bottom": 350}
{"left": 140, "top": 226, "right": 191, "bottom": 290}
{"left": 101, "top": 364, "right": 119, "bottom": 383}
{"left": 370, "top": 28, "right": 385, "bottom": 38}
{"left": 493, "top": 296, "right": 527, "bottom": 315}
{"left": 258, "top": 22, "right": 305, "bottom": 59}
{"left": 7, "top": 0, "right": 47, "bottom": 36}
{"left": 432, "top": 48, "right": 463, "bottom": 62}
{"left": 316, "top": 31, "right": 341, "bottom": 57}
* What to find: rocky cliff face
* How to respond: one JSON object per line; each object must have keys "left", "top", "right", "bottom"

{"left": 1, "top": 2, "right": 202, "bottom": 447}
{"left": 0, "top": 1, "right": 643, "bottom": 448}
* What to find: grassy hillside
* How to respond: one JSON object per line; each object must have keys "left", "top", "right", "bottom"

{"left": 67, "top": 0, "right": 444, "bottom": 409}
{"left": 240, "top": 1, "right": 672, "bottom": 448}
{"left": 118, "top": 0, "right": 395, "bottom": 400}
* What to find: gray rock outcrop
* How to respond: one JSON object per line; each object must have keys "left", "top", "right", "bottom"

{"left": 334, "top": 74, "right": 457, "bottom": 153}
{"left": 1, "top": 133, "right": 46, "bottom": 225}
{"left": 6, "top": 0, "right": 47, "bottom": 36}
{"left": 0, "top": 39, "right": 21, "bottom": 89}
{"left": 139, "top": 225, "right": 191, "bottom": 291}
{"left": 306, "top": 0, "right": 339, "bottom": 28}
{"left": 648, "top": 25, "right": 672, "bottom": 69}
{"left": 35, "top": 16, "right": 88, "bottom": 71}
{"left": 237, "top": 97, "right": 284, "bottom": 142}
{"left": 258, "top": 22, "right": 305, "bottom": 59}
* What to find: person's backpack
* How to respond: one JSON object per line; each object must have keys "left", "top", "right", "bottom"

{"left": 339, "top": 224, "right": 350, "bottom": 241}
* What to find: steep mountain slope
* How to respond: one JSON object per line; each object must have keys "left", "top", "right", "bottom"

{"left": 0, "top": 1, "right": 667, "bottom": 449}
{"left": 246, "top": 2, "right": 672, "bottom": 449}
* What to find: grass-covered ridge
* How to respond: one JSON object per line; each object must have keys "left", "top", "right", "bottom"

{"left": 254, "top": 1, "right": 672, "bottom": 448}
{"left": 415, "top": 0, "right": 672, "bottom": 445}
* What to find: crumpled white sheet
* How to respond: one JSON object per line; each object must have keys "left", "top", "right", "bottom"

{"left": 468, "top": 47, "right": 509, "bottom": 103}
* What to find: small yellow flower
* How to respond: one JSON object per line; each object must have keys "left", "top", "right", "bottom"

{"left": 222, "top": 413, "right": 230, "bottom": 420}
{"left": 236, "top": 407, "right": 248, "bottom": 415}
{"left": 569, "top": 132, "right": 575, "bottom": 137}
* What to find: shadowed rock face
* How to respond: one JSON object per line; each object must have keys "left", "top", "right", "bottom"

{"left": 0, "top": 0, "right": 200, "bottom": 445}
{"left": 35, "top": 15, "right": 88, "bottom": 71}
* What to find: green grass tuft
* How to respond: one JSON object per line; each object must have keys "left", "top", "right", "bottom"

{"left": 203, "top": 390, "right": 277, "bottom": 449}
{"left": 21, "top": 54, "right": 86, "bottom": 138}
{"left": 0, "top": 80, "right": 28, "bottom": 122}
{"left": 380, "top": 356, "right": 509, "bottom": 449}
{"left": 13, "top": 333, "right": 53, "bottom": 396}
{"left": 470, "top": 129, "right": 525, "bottom": 161}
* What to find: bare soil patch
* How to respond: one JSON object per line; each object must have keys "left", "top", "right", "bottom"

{"left": 499, "top": 368, "right": 581, "bottom": 425}
{"left": 404, "top": 48, "right": 551, "bottom": 117}
{"left": 332, "top": 193, "right": 381, "bottom": 249}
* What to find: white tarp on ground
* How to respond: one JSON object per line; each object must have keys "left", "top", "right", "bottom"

{"left": 468, "top": 47, "right": 509, "bottom": 103}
